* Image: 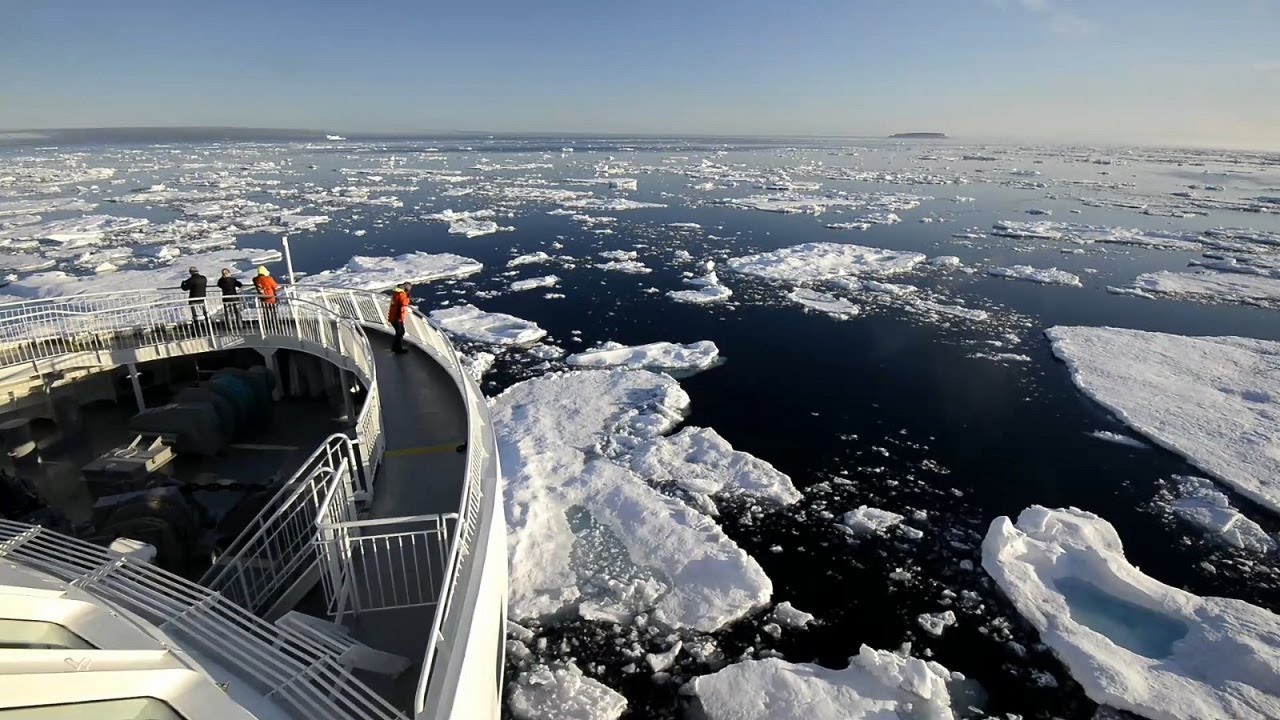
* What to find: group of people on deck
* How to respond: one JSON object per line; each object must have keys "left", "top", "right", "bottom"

{"left": 179, "top": 266, "right": 279, "bottom": 323}
{"left": 180, "top": 267, "right": 416, "bottom": 355}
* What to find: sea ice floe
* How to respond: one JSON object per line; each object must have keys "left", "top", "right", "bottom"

{"left": 299, "top": 252, "right": 482, "bottom": 290}
{"left": 841, "top": 506, "right": 905, "bottom": 535}
{"left": 423, "top": 208, "right": 514, "bottom": 237}
{"left": 627, "top": 426, "right": 800, "bottom": 507}
{"left": 565, "top": 341, "right": 720, "bottom": 374}
{"left": 984, "top": 506, "right": 1280, "bottom": 720}
{"left": 509, "top": 251, "right": 553, "bottom": 267}
{"left": 687, "top": 645, "right": 967, "bottom": 720}
{"left": 916, "top": 610, "right": 957, "bottom": 637}
{"left": 788, "top": 288, "right": 860, "bottom": 320}
{"left": 1088, "top": 430, "right": 1149, "bottom": 450}
{"left": 668, "top": 264, "right": 733, "bottom": 305}
{"left": 510, "top": 275, "right": 561, "bottom": 292}
{"left": 508, "top": 662, "right": 626, "bottom": 720}
{"left": 0, "top": 214, "right": 149, "bottom": 246}
{"left": 461, "top": 351, "right": 497, "bottom": 383}
{"left": 429, "top": 304, "right": 547, "bottom": 346}
{"left": 494, "top": 369, "right": 788, "bottom": 631}
{"left": 728, "top": 242, "right": 926, "bottom": 283}
{"left": 596, "top": 260, "right": 651, "bottom": 274}
{"left": 769, "top": 601, "right": 816, "bottom": 629}
{"left": 1161, "top": 475, "right": 1277, "bottom": 554}
{"left": 1125, "top": 270, "right": 1280, "bottom": 307}
{"left": 0, "top": 198, "right": 97, "bottom": 217}
{"left": 988, "top": 265, "right": 1082, "bottom": 287}
{"left": 991, "top": 221, "right": 1202, "bottom": 250}
{"left": 1048, "top": 326, "right": 1280, "bottom": 514}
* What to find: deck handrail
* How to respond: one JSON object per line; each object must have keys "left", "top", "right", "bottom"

{"left": 0, "top": 520, "right": 406, "bottom": 720}
{"left": 0, "top": 283, "right": 503, "bottom": 719}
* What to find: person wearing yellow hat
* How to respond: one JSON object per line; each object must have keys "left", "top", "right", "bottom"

{"left": 252, "top": 266, "right": 280, "bottom": 321}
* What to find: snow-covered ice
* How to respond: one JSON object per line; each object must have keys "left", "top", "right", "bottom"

{"left": 1127, "top": 270, "right": 1280, "bottom": 307}
{"left": 988, "top": 265, "right": 1082, "bottom": 287}
{"left": 429, "top": 304, "right": 547, "bottom": 346}
{"left": 0, "top": 248, "right": 281, "bottom": 299}
{"left": 510, "top": 275, "right": 560, "bottom": 292}
{"left": 728, "top": 242, "right": 926, "bottom": 283}
{"left": 509, "top": 663, "right": 626, "bottom": 720}
{"left": 462, "top": 351, "right": 497, "bottom": 383}
{"left": 769, "top": 601, "right": 816, "bottom": 629}
{"left": 788, "top": 288, "right": 860, "bottom": 320}
{"left": 1163, "top": 475, "right": 1277, "bottom": 554}
{"left": 916, "top": 610, "right": 957, "bottom": 637}
{"left": 595, "top": 260, "right": 651, "bottom": 274}
{"left": 508, "top": 251, "right": 553, "bottom": 267}
{"left": 984, "top": 506, "right": 1280, "bottom": 720}
{"left": 1048, "top": 326, "right": 1280, "bottom": 514}
{"left": 299, "top": 252, "right": 482, "bottom": 290}
{"left": 494, "top": 369, "right": 777, "bottom": 631}
{"left": 687, "top": 645, "right": 966, "bottom": 720}
{"left": 1088, "top": 430, "right": 1149, "bottom": 450}
{"left": 565, "top": 341, "right": 720, "bottom": 374}
{"left": 841, "top": 506, "right": 905, "bottom": 535}
{"left": 627, "top": 426, "right": 800, "bottom": 506}
{"left": 423, "top": 208, "right": 514, "bottom": 237}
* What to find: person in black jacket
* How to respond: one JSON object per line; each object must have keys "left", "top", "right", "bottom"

{"left": 180, "top": 266, "right": 209, "bottom": 324}
{"left": 216, "top": 268, "right": 244, "bottom": 323}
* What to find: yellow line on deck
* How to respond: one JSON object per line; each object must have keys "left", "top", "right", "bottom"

{"left": 384, "top": 442, "right": 465, "bottom": 458}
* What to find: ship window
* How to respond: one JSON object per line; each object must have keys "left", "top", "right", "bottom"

{"left": 0, "top": 620, "right": 94, "bottom": 650}
{"left": 0, "top": 697, "right": 183, "bottom": 719}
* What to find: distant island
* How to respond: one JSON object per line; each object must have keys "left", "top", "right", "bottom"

{"left": 890, "top": 132, "right": 948, "bottom": 139}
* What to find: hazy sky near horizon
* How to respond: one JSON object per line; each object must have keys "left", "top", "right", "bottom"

{"left": 1, "top": 0, "right": 1277, "bottom": 149}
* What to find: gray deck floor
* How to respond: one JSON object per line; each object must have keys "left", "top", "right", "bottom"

{"left": 344, "top": 333, "right": 473, "bottom": 710}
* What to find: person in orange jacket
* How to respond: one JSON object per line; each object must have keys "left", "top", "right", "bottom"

{"left": 387, "top": 282, "right": 413, "bottom": 353}
{"left": 253, "top": 266, "right": 280, "bottom": 320}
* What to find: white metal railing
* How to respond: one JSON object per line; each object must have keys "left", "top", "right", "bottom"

{"left": 0, "top": 520, "right": 406, "bottom": 720}
{"left": 0, "top": 284, "right": 502, "bottom": 720}
{"left": 200, "top": 434, "right": 360, "bottom": 615}
{"left": 319, "top": 515, "right": 457, "bottom": 621}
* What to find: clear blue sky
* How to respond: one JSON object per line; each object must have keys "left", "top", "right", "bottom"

{"left": 1, "top": 0, "right": 1276, "bottom": 148}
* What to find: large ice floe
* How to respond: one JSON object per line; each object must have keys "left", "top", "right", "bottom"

{"left": 565, "top": 341, "right": 720, "bottom": 375}
{"left": 429, "top": 304, "right": 546, "bottom": 346}
{"left": 298, "top": 252, "right": 482, "bottom": 290}
{"left": 1047, "top": 326, "right": 1280, "bottom": 514}
{"left": 1123, "top": 270, "right": 1280, "bottom": 307}
{"left": 727, "top": 242, "right": 925, "bottom": 283}
{"left": 988, "top": 265, "right": 1082, "bottom": 287}
{"left": 686, "top": 645, "right": 968, "bottom": 720}
{"left": 493, "top": 369, "right": 798, "bottom": 631}
{"left": 984, "top": 506, "right": 1280, "bottom": 720}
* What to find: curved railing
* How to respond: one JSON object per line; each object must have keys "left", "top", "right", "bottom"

{"left": 0, "top": 519, "right": 405, "bottom": 720}
{"left": 0, "top": 285, "right": 504, "bottom": 719}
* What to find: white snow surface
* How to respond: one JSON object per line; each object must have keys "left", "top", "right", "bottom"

{"left": 299, "top": 252, "right": 482, "bottom": 290}
{"left": 983, "top": 506, "right": 1280, "bottom": 720}
{"left": 1047, "top": 326, "right": 1280, "bottom": 514}
{"left": 1164, "top": 475, "right": 1277, "bottom": 554}
{"left": 493, "top": 369, "right": 780, "bottom": 632}
{"left": 429, "top": 304, "right": 547, "bottom": 346}
{"left": 728, "top": 242, "right": 926, "bottom": 283}
{"left": 688, "top": 645, "right": 964, "bottom": 720}
{"left": 509, "top": 663, "right": 626, "bottom": 720}
{"left": 510, "top": 275, "right": 560, "bottom": 292}
{"left": 988, "top": 265, "right": 1082, "bottom": 287}
{"left": 788, "top": 288, "right": 860, "bottom": 319}
{"left": 627, "top": 426, "right": 800, "bottom": 506}
{"left": 565, "top": 341, "right": 720, "bottom": 374}
{"left": 842, "top": 506, "right": 905, "bottom": 535}
{"left": 508, "top": 251, "right": 553, "bottom": 267}
{"left": 1129, "top": 270, "right": 1280, "bottom": 306}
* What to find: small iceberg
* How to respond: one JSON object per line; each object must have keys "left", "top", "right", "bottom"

{"left": 984, "top": 506, "right": 1280, "bottom": 720}
{"left": 565, "top": 341, "right": 720, "bottom": 375}
{"left": 789, "top": 288, "right": 860, "bottom": 320}
{"left": 687, "top": 645, "right": 969, "bottom": 720}
{"left": 988, "top": 265, "right": 1082, "bottom": 287}
{"left": 429, "top": 304, "right": 547, "bottom": 346}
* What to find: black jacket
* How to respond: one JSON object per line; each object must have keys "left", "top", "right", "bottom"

{"left": 216, "top": 276, "right": 243, "bottom": 297}
{"left": 181, "top": 273, "right": 208, "bottom": 298}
